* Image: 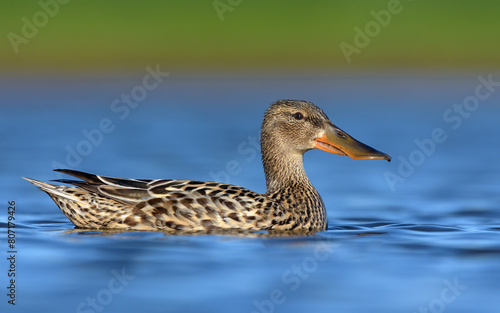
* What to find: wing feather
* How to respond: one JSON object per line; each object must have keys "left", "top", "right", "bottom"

{"left": 30, "top": 169, "right": 288, "bottom": 231}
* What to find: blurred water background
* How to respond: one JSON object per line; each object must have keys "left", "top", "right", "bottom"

{"left": 1, "top": 1, "right": 500, "bottom": 313}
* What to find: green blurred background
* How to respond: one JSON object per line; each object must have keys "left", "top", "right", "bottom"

{"left": 2, "top": 0, "right": 499, "bottom": 72}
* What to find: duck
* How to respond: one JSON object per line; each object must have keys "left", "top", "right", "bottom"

{"left": 24, "top": 100, "right": 391, "bottom": 233}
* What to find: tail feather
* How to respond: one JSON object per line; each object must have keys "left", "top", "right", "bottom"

{"left": 23, "top": 176, "right": 143, "bottom": 229}
{"left": 23, "top": 177, "right": 81, "bottom": 202}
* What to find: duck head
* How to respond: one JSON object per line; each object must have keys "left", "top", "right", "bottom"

{"left": 261, "top": 100, "right": 391, "bottom": 161}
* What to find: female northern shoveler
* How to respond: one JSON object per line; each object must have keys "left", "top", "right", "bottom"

{"left": 25, "top": 100, "right": 390, "bottom": 233}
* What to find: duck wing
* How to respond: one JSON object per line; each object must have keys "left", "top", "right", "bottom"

{"left": 40, "top": 169, "right": 288, "bottom": 232}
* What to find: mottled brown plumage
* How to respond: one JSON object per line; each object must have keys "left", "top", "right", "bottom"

{"left": 24, "top": 100, "right": 390, "bottom": 233}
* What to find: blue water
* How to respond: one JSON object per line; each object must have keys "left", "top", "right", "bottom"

{"left": 2, "top": 71, "right": 500, "bottom": 313}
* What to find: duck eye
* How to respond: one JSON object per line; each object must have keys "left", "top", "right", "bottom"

{"left": 292, "top": 112, "right": 304, "bottom": 120}
{"left": 336, "top": 130, "right": 346, "bottom": 138}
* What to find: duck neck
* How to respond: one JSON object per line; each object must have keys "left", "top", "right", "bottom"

{"left": 261, "top": 136, "right": 314, "bottom": 194}
{"left": 260, "top": 130, "right": 327, "bottom": 231}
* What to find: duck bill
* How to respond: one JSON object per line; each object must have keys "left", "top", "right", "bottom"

{"left": 314, "top": 124, "right": 391, "bottom": 161}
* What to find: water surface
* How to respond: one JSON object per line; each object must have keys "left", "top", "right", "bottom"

{"left": 1, "top": 71, "right": 500, "bottom": 313}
